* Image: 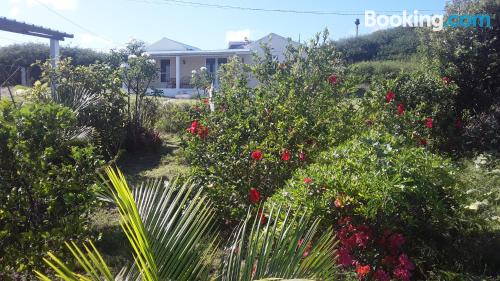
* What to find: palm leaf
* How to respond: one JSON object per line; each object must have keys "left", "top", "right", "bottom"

{"left": 220, "top": 205, "right": 338, "bottom": 281}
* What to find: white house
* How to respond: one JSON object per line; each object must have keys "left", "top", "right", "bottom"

{"left": 146, "top": 33, "right": 298, "bottom": 97}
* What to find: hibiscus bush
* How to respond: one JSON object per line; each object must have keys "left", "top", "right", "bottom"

{"left": 184, "top": 31, "right": 358, "bottom": 222}
{"left": 267, "top": 130, "right": 479, "bottom": 278}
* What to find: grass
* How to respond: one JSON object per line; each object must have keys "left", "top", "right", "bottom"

{"left": 90, "top": 132, "right": 190, "bottom": 273}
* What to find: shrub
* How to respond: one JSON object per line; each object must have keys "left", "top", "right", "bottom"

{"left": 0, "top": 101, "right": 102, "bottom": 277}
{"left": 268, "top": 130, "right": 472, "bottom": 277}
{"left": 156, "top": 101, "right": 196, "bottom": 134}
{"left": 348, "top": 60, "right": 419, "bottom": 83}
{"left": 184, "top": 30, "right": 358, "bottom": 222}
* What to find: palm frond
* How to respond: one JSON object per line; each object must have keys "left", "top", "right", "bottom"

{"left": 220, "top": 205, "right": 338, "bottom": 281}
{"left": 102, "top": 167, "right": 218, "bottom": 281}
{"left": 34, "top": 241, "right": 114, "bottom": 281}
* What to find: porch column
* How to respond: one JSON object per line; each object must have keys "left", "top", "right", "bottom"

{"left": 214, "top": 59, "right": 218, "bottom": 88}
{"left": 49, "top": 39, "right": 60, "bottom": 68}
{"left": 175, "top": 56, "right": 180, "bottom": 90}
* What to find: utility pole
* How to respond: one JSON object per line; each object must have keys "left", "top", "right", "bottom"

{"left": 355, "top": 18, "right": 360, "bottom": 37}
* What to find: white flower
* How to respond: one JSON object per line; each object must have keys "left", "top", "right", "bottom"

{"left": 191, "top": 69, "right": 197, "bottom": 74}
{"left": 128, "top": 54, "right": 137, "bottom": 60}
{"left": 141, "top": 52, "right": 150, "bottom": 58}
{"left": 200, "top": 66, "right": 207, "bottom": 71}
{"left": 148, "top": 59, "right": 156, "bottom": 64}
{"left": 120, "top": 62, "right": 130, "bottom": 69}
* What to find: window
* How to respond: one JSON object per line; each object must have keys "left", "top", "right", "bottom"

{"left": 206, "top": 58, "right": 216, "bottom": 73}
{"left": 217, "top": 58, "right": 228, "bottom": 65}
{"left": 160, "top": 59, "right": 170, "bottom": 82}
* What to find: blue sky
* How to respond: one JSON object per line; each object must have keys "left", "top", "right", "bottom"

{"left": 1, "top": 0, "right": 446, "bottom": 51}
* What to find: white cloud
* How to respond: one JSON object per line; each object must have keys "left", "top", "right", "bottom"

{"left": 225, "top": 29, "right": 251, "bottom": 43}
{"left": 26, "top": 0, "right": 78, "bottom": 10}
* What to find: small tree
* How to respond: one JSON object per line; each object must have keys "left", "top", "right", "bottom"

{"left": 190, "top": 66, "right": 212, "bottom": 97}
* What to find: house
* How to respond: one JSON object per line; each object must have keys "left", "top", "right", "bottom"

{"left": 146, "top": 33, "right": 298, "bottom": 97}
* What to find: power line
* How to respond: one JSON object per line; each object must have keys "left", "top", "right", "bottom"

{"left": 32, "top": 0, "right": 112, "bottom": 44}
{"left": 127, "top": 0, "right": 445, "bottom": 16}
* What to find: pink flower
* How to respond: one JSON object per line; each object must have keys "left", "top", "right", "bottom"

{"left": 419, "top": 138, "right": 428, "bottom": 146}
{"left": 374, "top": 269, "right": 390, "bottom": 281}
{"left": 393, "top": 267, "right": 412, "bottom": 281}
{"left": 303, "top": 177, "right": 313, "bottom": 184}
{"left": 298, "top": 151, "right": 306, "bottom": 161}
{"left": 425, "top": 117, "right": 433, "bottom": 129}
{"left": 398, "top": 254, "right": 415, "bottom": 271}
{"left": 386, "top": 91, "right": 395, "bottom": 103}
{"left": 356, "top": 265, "right": 371, "bottom": 279}
{"left": 397, "top": 103, "right": 405, "bottom": 115}
{"left": 281, "top": 149, "right": 291, "bottom": 161}
{"left": 337, "top": 247, "right": 354, "bottom": 267}
{"left": 251, "top": 150, "right": 263, "bottom": 161}
{"left": 389, "top": 233, "right": 405, "bottom": 253}
{"left": 442, "top": 76, "right": 451, "bottom": 85}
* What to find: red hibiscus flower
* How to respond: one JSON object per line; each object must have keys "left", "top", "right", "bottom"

{"left": 442, "top": 76, "right": 451, "bottom": 85}
{"left": 337, "top": 247, "right": 354, "bottom": 267}
{"left": 281, "top": 149, "right": 291, "bottom": 161}
{"left": 251, "top": 150, "right": 263, "bottom": 161}
{"left": 249, "top": 188, "right": 261, "bottom": 204}
{"left": 419, "top": 138, "right": 428, "bottom": 146}
{"left": 188, "top": 120, "right": 198, "bottom": 135}
{"left": 197, "top": 124, "right": 209, "bottom": 139}
{"left": 303, "top": 177, "right": 313, "bottom": 184}
{"left": 397, "top": 103, "right": 405, "bottom": 115}
{"left": 328, "top": 74, "right": 338, "bottom": 85}
{"left": 202, "top": 98, "right": 209, "bottom": 104}
{"left": 386, "top": 91, "right": 395, "bottom": 103}
{"left": 425, "top": 117, "right": 433, "bottom": 128}
{"left": 298, "top": 151, "right": 306, "bottom": 161}
{"left": 356, "top": 264, "right": 371, "bottom": 279}
{"left": 374, "top": 269, "right": 390, "bottom": 281}
{"left": 257, "top": 209, "right": 267, "bottom": 225}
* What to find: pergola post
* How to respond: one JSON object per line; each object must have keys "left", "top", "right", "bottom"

{"left": 50, "top": 39, "right": 60, "bottom": 67}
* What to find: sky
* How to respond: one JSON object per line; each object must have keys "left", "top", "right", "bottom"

{"left": 0, "top": 0, "right": 447, "bottom": 51}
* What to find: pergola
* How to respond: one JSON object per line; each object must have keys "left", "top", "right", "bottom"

{"left": 0, "top": 17, "right": 74, "bottom": 67}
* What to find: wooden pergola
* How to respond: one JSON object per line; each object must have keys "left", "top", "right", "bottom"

{"left": 0, "top": 17, "right": 74, "bottom": 67}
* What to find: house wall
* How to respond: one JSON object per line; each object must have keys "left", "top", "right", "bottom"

{"left": 150, "top": 54, "right": 252, "bottom": 89}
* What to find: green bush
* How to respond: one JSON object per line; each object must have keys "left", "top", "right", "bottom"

{"left": 348, "top": 60, "right": 419, "bottom": 83}
{"left": 156, "top": 101, "right": 196, "bottom": 134}
{"left": 0, "top": 101, "right": 102, "bottom": 277}
{"left": 184, "top": 31, "right": 358, "bottom": 223}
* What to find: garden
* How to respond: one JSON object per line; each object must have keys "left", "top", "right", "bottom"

{"left": 0, "top": 1, "right": 499, "bottom": 280}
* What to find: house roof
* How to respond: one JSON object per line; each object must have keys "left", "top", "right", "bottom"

{"left": 147, "top": 48, "right": 251, "bottom": 56}
{"left": 246, "top": 33, "right": 299, "bottom": 49}
{"left": 146, "top": 37, "right": 200, "bottom": 52}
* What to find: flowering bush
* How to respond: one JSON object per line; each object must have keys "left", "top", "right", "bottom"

{"left": 184, "top": 31, "right": 358, "bottom": 222}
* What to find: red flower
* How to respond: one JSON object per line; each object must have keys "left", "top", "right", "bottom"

{"left": 425, "top": 117, "right": 433, "bottom": 128}
{"left": 393, "top": 267, "right": 412, "bottom": 281}
{"left": 356, "top": 265, "right": 371, "bottom": 279}
{"left": 197, "top": 124, "right": 209, "bottom": 139}
{"left": 374, "top": 269, "right": 390, "bottom": 281}
{"left": 455, "top": 118, "right": 463, "bottom": 130}
{"left": 328, "top": 74, "right": 338, "bottom": 85}
{"left": 249, "top": 188, "right": 261, "bottom": 204}
{"left": 389, "top": 233, "right": 405, "bottom": 253}
{"left": 386, "top": 91, "right": 395, "bottom": 103}
{"left": 257, "top": 209, "right": 267, "bottom": 225}
{"left": 202, "top": 98, "right": 209, "bottom": 104}
{"left": 251, "top": 150, "right": 263, "bottom": 161}
{"left": 188, "top": 120, "right": 198, "bottom": 135}
{"left": 442, "top": 76, "right": 451, "bottom": 85}
{"left": 298, "top": 151, "right": 306, "bottom": 161}
{"left": 419, "top": 138, "right": 428, "bottom": 146}
{"left": 337, "top": 247, "right": 354, "bottom": 267}
{"left": 397, "top": 103, "right": 405, "bottom": 115}
{"left": 281, "top": 149, "right": 291, "bottom": 161}
{"left": 303, "top": 177, "right": 313, "bottom": 184}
